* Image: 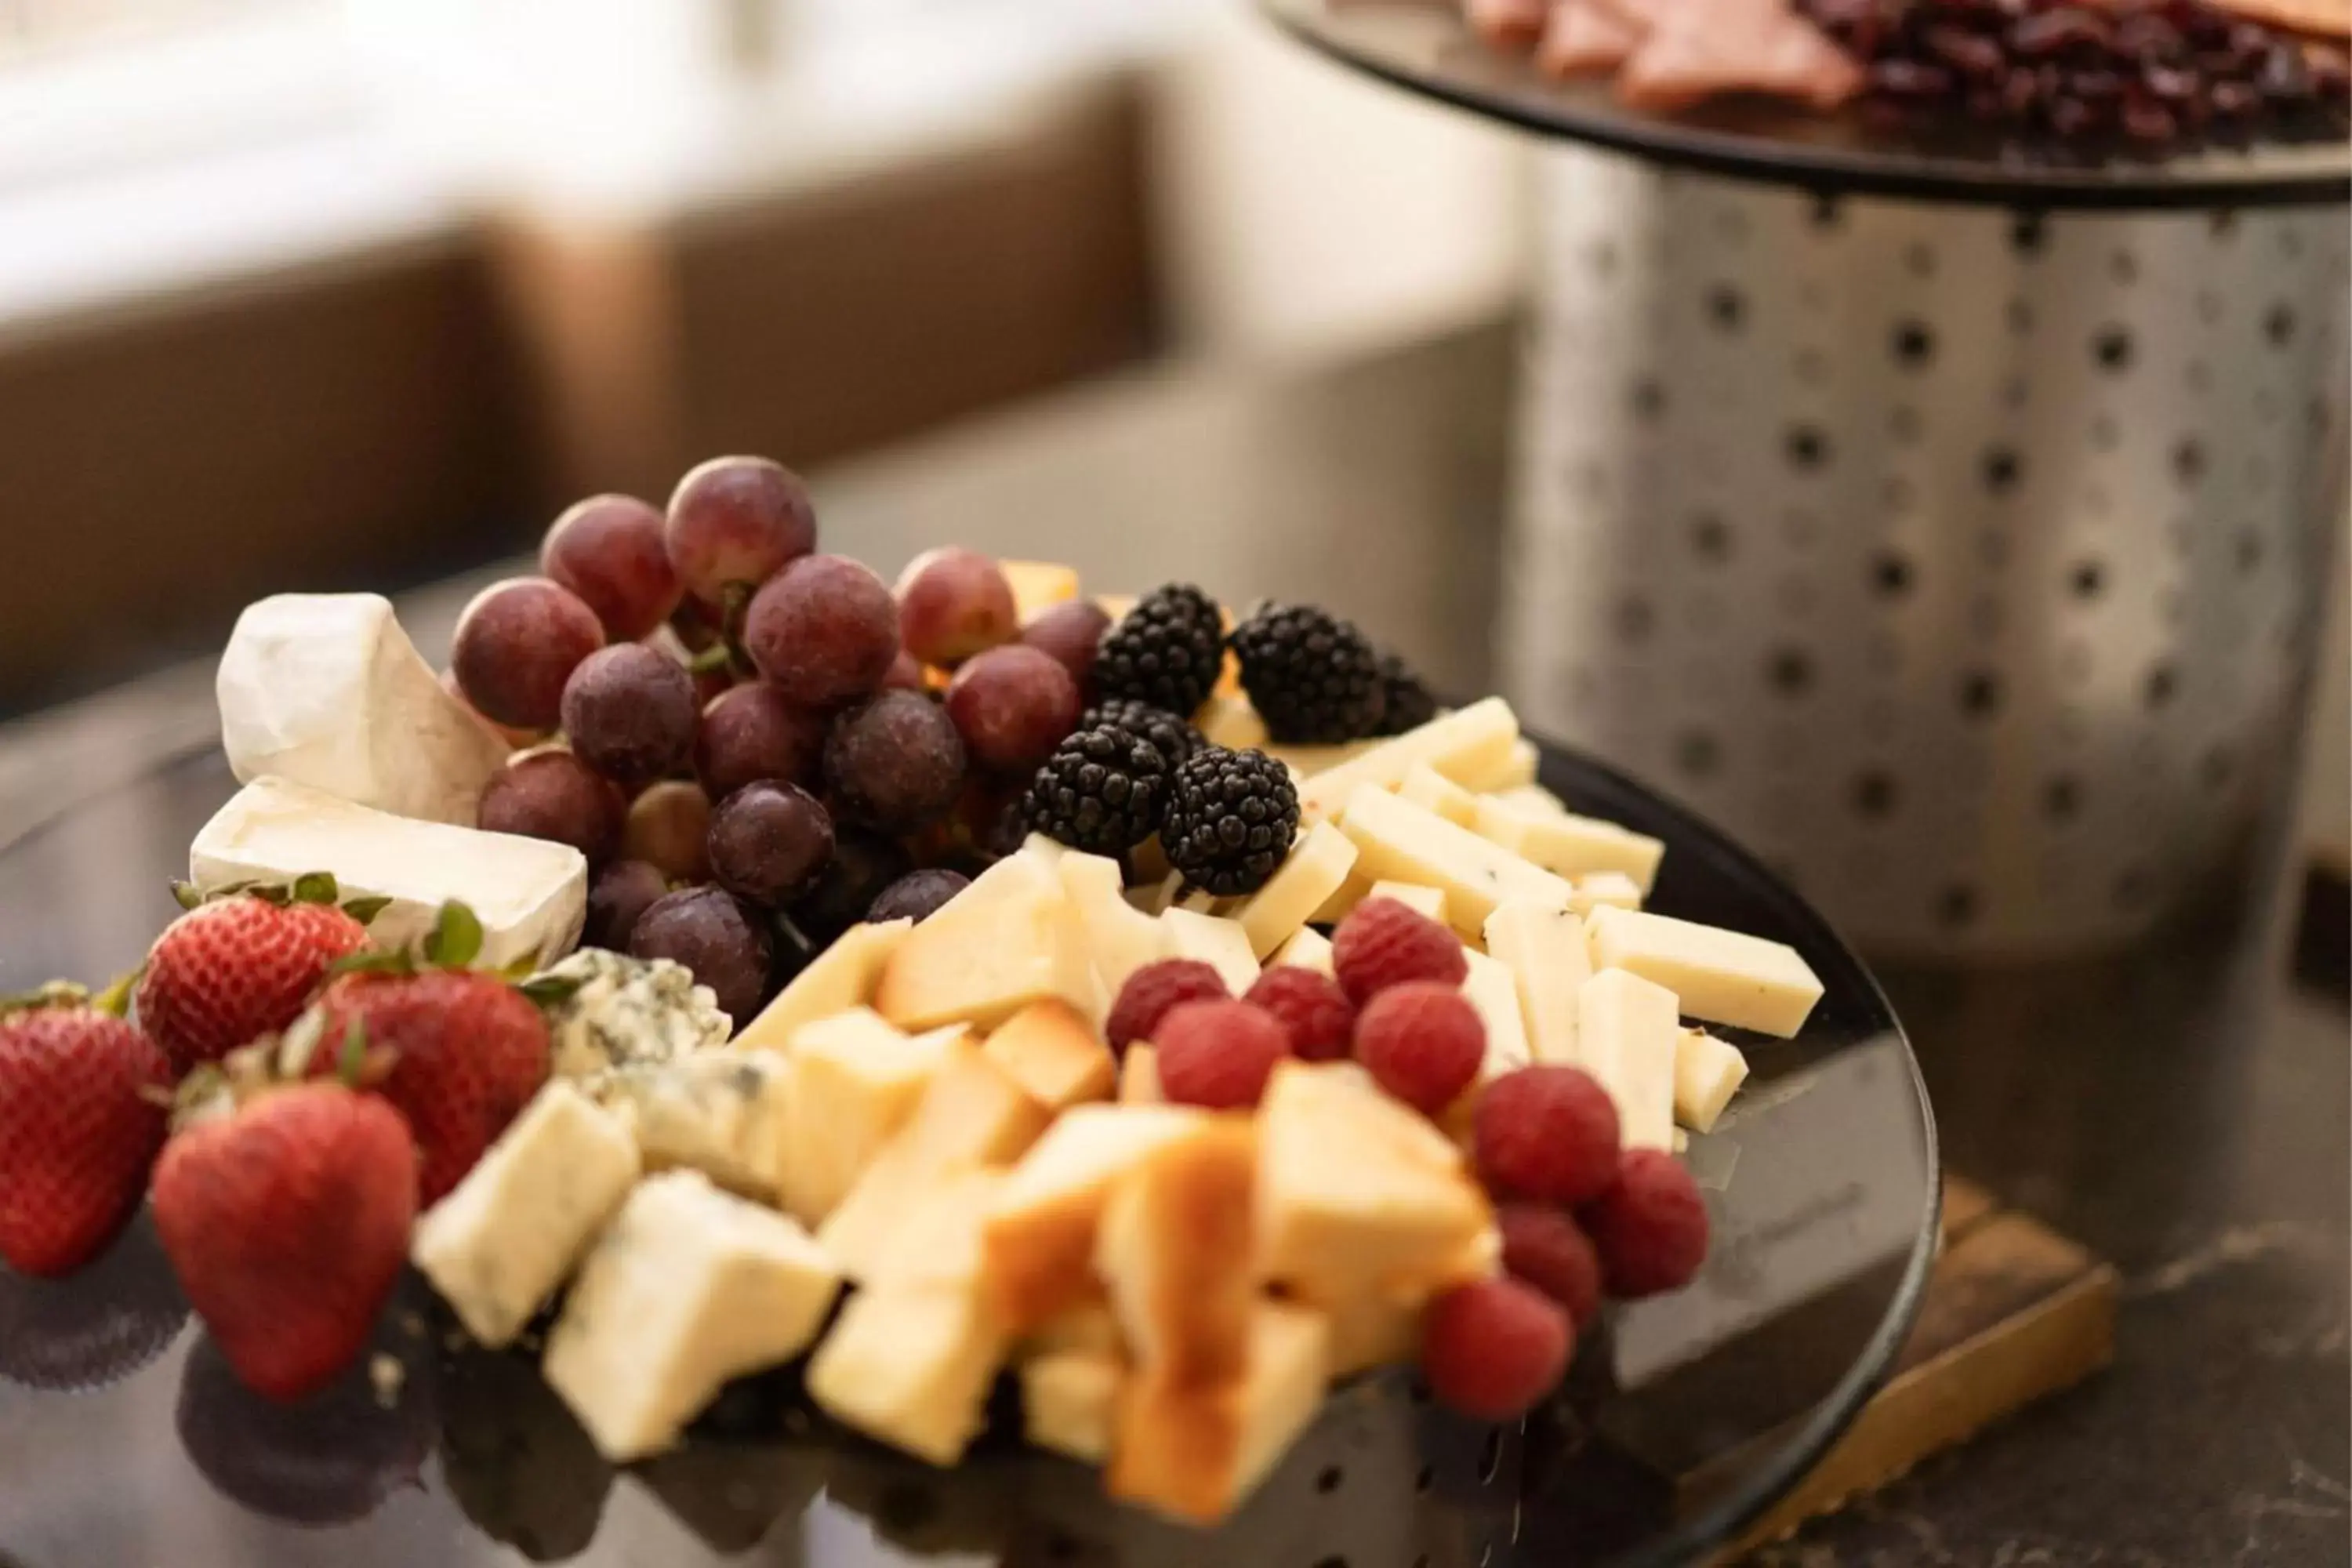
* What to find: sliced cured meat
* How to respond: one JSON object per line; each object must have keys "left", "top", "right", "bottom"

{"left": 1618, "top": 0, "right": 1861, "bottom": 111}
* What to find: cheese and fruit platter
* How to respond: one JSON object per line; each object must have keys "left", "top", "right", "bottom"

{"left": 0, "top": 457, "right": 1936, "bottom": 1566}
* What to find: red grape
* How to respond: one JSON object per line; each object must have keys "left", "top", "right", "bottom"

{"left": 789, "top": 826, "right": 913, "bottom": 940}
{"left": 438, "top": 667, "right": 539, "bottom": 747}
{"left": 695, "top": 683, "right": 825, "bottom": 802}
{"left": 707, "top": 782, "right": 835, "bottom": 906}
{"left": 1419, "top": 1278, "right": 1571, "bottom": 1421}
{"left": 884, "top": 650, "right": 929, "bottom": 691}
{"left": 451, "top": 579, "right": 606, "bottom": 732}
{"left": 541, "top": 494, "right": 681, "bottom": 641}
{"left": 627, "top": 887, "right": 773, "bottom": 1026}
{"left": 943, "top": 645, "right": 1082, "bottom": 775}
{"left": 560, "top": 644, "right": 698, "bottom": 786}
{"left": 866, "top": 869, "right": 971, "bottom": 924}
{"left": 822, "top": 691, "right": 967, "bottom": 831}
{"left": 1020, "top": 599, "right": 1112, "bottom": 688}
{"left": 586, "top": 858, "right": 668, "bottom": 949}
{"left": 477, "top": 750, "right": 622, "bottom": 863}
{"left": 895, "top": 547, "right": 1018, "bottom": 666}
{"left": 663, "top": 456, "right": 817, "bottom": 605}
{"left": 743, "top": 555, "right": 900, "bottom": 709}
{"left": 622, "top": 780, "right": 712, "bottom": 882}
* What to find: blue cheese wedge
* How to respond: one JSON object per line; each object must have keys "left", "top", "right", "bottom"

{"left": 606, "top": 1051, "right": 793, "bottom": 1201}
{"left": 216, "top": 593, "right": 510, "bottom": 825}
{"left": 411, "top": 1081, "right": 639, "bottom": 1348}
{"left": 1586, "top": 904, "right": 1824, "bottom": 1037}
{"left": 537, "top": 949, "right": 731, "bottom": 1092}
{"left": 191, "top": 776, "right": 585, "bottom": 969}
{"left": 543, "top": 1171, "right": 841, "bottom": 1461}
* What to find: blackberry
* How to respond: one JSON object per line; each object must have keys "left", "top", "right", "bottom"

{"left": 1094, "top": 584, "right": 1225, "bottom": 717}
{"left": 1374, "top": 652, "right": 1439, "bottom": 735}
{"left": 1163, "top": 746, "right": 1300, "bottom": 897}
{"left": 1229, "top": 603, "right": 1387, "bottom": 743}
{"left": 1022, "top": 724, "right": 1170, "bottom": 855}
{"left": 1078, "top": 699, "right": 1203, "bottom": 771}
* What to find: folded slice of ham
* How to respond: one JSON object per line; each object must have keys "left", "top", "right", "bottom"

{"left": 1617, "top": 0, "right": 1862, "bottom": 111}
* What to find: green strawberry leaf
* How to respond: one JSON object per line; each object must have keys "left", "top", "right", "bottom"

{"left": 336, "top": 1018, "right": 369, "bottom": 1085}
{"left": 169, "top": 880, "right": 204, "bottom": 912}
{"left": 249, "top": 884, "right": 292, "bottom": 908}
{"left": 517, "top": 973, "right": 586, "bottom": 1009}
{"left": 90, "top": 970, "right": 139, "bottom": 1019}
{"left": 0, "top": 980, "right": 90, "bottom": 1017}
{"left": 341, "top": 895, "right": 394, "bottom": 926}
{"left": 331, "top": 948, "right": 416, "bottom": 978}
{"left": 423, "top": 902, "right": 485, "bottom": 970}
{"left": 292, "top": 872, "right": 340, "bottom": 906}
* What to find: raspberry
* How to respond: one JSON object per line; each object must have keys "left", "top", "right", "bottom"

{"left": 1330, "top": 898, "right": 1467, "bottom": 1006}
{"left": 1497, "top": 1204, "right": 1603, "bottom": 1329}
{"left": 1474, "top": 1066, "right": 1621, "bottom": 1205}
{"left": 1153, "top": 1000, "right": 1291, "bottom": 1111}
{"left": 1242, "top": 967, "right": 1356, "bottom": 1063}
{"left": 1104, "top": 960, "right": 1229, "bottom": 1055}
{"left": 1584, "top": 1149, "right": 1711, "bottom": 1299}
{"left": 1419, "top": 1276, "right": 1571, "bottom": 1421}
{"left": 1351, "top": 982, "right": 1483, "bottom": 1114}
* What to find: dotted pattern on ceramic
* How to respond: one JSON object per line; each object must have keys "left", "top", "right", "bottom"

{"left": 1501, "top": 148, "right": 2350, "bottom": 956}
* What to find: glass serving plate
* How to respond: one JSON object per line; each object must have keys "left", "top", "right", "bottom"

{"left": 0, "top": 738, "right": 1938, "bottom": 1568}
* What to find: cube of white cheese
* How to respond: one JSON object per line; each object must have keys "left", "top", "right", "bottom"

{"left": 1491, "top": 782, "right": 1571, "bottom": 818}
{"left": 1159, "top": 908, "right": 1260, "bottom": 993}
{"left": 543, "top": 1171, "right": 843, "bottom": 1462}
{"left": 1367, "top": 880, "right": 1448, "bottom": 925}
{"left": 1232, "top": 820, "right": 1358, "bottom": 959}
{"left": 1397, "top": 764, "right": 1480, "bottom": 828}
{"left": 1459, "top": 948, "right": 1533, "bottom": 1081}
{"left": 191, "top": 777, "right": 585, "bottom": 970}
{"left": 1058, "top": 851, "right": 1170, "bottom": 996}
{"left": 1587, "top": 905, "right": 1824, "bottom": 1037}
{"left": 1196, "top": 694, "right": 1270, "bottom": 752}
{"left": 1119, "top": 1044, "right": 1164, "bottom": 1105}
{"left": 807, "top": 1283, "right": 1005, "bottom": 1466}
{"left": 772, "top": 1007, "right": 958, "bottom": 1226}
{"left": 1471, "top": 797, "right": 1665, "bottom": 894}
{"left": 982, "top": 999, "right": 1116, "bottom": 1110}
{"left": 1674, "top": 1027, "right": 1749, "bottom": 1132}
{"left": 1297, "top": 698, "right": 1520, "bottom": 819}
{"left": 732, "top": 920, "right": 912, "bottom": 1054}
{"left": 985, "top": 1104, "right": 1206, "bottom": 1333}
{"left": 873, "top": 873, "right": 1100, "bottom": 1033}
{"left": 216, "top": 593, "right": 510, "bottom": 826}
{"left": 1022, "top": 1348, "right": 1122, "bottom": 1464}
{"left": 1456, "top": 736, "right": 1540, "bottom": 793}
{"left": 1570, "top": 873, "right": 1645, "bottom": 915}
{"left": 1336, "top": 785, "right": 1574, "bottom": 940}
{"left": 1123, "top": 870, "right": 1185, "bottom": 916}
{"left": 1309, "top": 871, "right": 1374, "bottom": 925}
{"left": 412, "top": 1082, "right": 639, "bottom": 1348}
{"left": 1577, "top": 969, "right": 1679, "bottom": 1152}
{"left": 607, "top": 1051, "right": 793, "bottom": 1201}
{"left": 1109, "top": 1302, "right": 1330, "bottom": 1526}
{"left": 1269, "top": 925, "right": 1334, "bottom": 975}
{"left": 1483, "top": 902, "right": 1589, "bottom": 1066}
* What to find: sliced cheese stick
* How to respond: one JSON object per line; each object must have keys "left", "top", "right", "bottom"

{"left": 1577, "top": 969, "right": 1679, "bottom": 1152}
{"left": 1471, "top": 797, "right": 1665, "bottom": 893}
{"left": 1160, "top": 908, "right": 1260, "bottom": 993}
{"left": 1483, "top": 902, "right": 1589, "bottom": 1067}
{"left": 1675, "top": 1027, "right": 1749, "bottom": 1132}
{"left": 1298, "top": 697, "right": 1521, "bottom": 819}
{"left": 1587, "top": 904, "right": 1824, "bottom": 1037}
{"left": 1460, "top": 948, "right": 1533, "bottom": 1082}
{"left": 1233, "top": 820, "right": 1358, "bottom": 959}
{"left": 1570, "top": 872, "right": 1644, "bottom": 915}
{"left": 1336, "top": 785, "right": 1575, "bottom": 939}
{"left": 1269, "top": 925, "right": 1334, "bottom": 975}
{"left": 1398, "top": 764, "right": 1479, "bottom": 827}
{"left": 1367, "top": 880, "right": 1448, "bottom": 925}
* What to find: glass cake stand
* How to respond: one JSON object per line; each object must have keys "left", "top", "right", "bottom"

{"left": 0, "top": 736, "right": 1938, "bottom": 1567}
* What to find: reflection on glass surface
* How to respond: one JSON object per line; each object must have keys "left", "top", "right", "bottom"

{"left": 0, "top": 741, "right": 1936, "bottom": 1566}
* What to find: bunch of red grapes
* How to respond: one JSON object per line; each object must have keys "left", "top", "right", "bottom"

{"left": 448, "top": 457, "right": 1116, "bottom": 1025}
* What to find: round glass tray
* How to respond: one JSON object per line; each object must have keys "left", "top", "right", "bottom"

{"left": 1264, "top": 0, "right": 2352, "bottom": 209}
{"left": 0, "top": 739, "right": 1937, "bottom": 1568}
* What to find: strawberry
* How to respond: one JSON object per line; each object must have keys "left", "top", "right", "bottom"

{"left": 0, "top": 985, "right": 172, "bottom": 1278}
{"left": 309, "top": 967, "right": 550, "bottom": 1207}
{"left": 152, "top": 1082, "right": 416, "bottom": 1403}
{"left": 137, "top": 877, "right": 376, "bottom": 1074}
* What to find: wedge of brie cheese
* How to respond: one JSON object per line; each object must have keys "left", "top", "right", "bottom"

{"left": 217, "top": 593, "right": 510, "bottom": 825}
{"left": 191, "top": 776, "right": 586, "bottom": 969}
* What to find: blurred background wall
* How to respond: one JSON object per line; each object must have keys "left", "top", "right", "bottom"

{"left": 0, "top": 0, "right": 2335, "bottom": 857}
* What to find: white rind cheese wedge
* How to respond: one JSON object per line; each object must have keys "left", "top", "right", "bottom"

{"left": 1483, "top": 902, "right": 1589, "bottom": 1066}
{"left": 1571, "top": 873, "right": 1644, "bottom": 914}
{"left": 544, "top": 1171, "right": 842, "bottom": 1462}
{"left": 1675, "top": 1027, "right": 1750, "bottom": 1132}
{"left": 191, "top": 777, "right": 585, "bottom": 970}
{"left": 1335, "top": 785, "right": 1574, "bottom": 940}
{"left": 985, "top": 1104, "right": 1206, "bottom": 1333}
{"left": 1109, "top": 1301, "right": 1330, "bottom": 1526}
{"left": 412, "top": 1082, "right": 640, "bottom": 1348}
{"left": 1160, "top": 909, "right": 1261, "bottom": 993}
{"left": 1269, "top": 925, "right": 1334, "bottom": 976}
{"left": 1577, "top": 969, "right": 1679, "bottom": 1152}
{"left": 1059, "top": 851, "right": 1171, "bottom": 996}
{"left": 1233, "top": 821, "right": 1358, "bottom": 959}
{"left": 734, "top": 920, "right": 911, "bottom": 1053}
{"left": 818, "top": 1040, "right": 1051, "bottom": 1282}
{"left": 982, "top": 1000, "right": 1116, "bottom": 1111}
{"left": 1297, "top": 697, "right": 1520, "bottom": 819}
{"left": 874, "top": 872, "right": 1100, "bottom": 1033}
{"left": 1367, "top": 880, "right": 1447, "bottom": 925}
{"left": 1471, "top": 797, "right": 1666, "bottom": 894}
{"left": 1397, "top": 764, "right": 1479, "bottom": 828}
{"left": 1587, "top": 905, "right": 1824, "bottom": 1037}
{"left": 1023, "top": 1348, "right": 1123, "bottom": 1463}
{"left": 608, "top": 1051, "right": 793, "bottom": 1201}
{"left": 808, "top": 1284, "right": 1005, "bottom": 1467}
{"left": 1459, "top": 948, "right": 1533, "bottom": 1081}
{"left": 216, "top": 593, "right": 510, "bottom": 826}
{"left": 774, "top": 1011, "right": 960, "bottom": 1226}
